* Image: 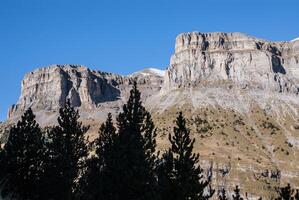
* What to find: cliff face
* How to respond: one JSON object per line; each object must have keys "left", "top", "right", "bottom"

{"left": 8, "top": 65, "right": 124, "bottom": 118}
{"left": 8, "top": 65, "right": 164, "bottom": 119}
{"left": 8, "top": 32, "right": 299, "bottom": 119}
{"left": 164, "top": 32, "right": 299, "bottom": 95}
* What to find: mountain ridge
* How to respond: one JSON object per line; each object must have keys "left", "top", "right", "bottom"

{"left": 2, "top": 31, "right": 299, "bottom": 198}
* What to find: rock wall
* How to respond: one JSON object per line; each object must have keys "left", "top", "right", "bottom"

{"left": 7, "top": 32, "right": 299, "bottom": 119}
{"left": 163, "top": 32, "right": 299, "bottom": 95}
{"left": 8, "top": 65, "right": 164, "bottom": 119}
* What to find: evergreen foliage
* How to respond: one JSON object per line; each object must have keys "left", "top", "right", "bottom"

{"left": 42, "top": 100, "right": 89, "bottom": 200}
{"left": 105, "top": 81, "right": 158, "bottom": 200}
{"left": 158, "top": 112, "right": 214, "bottom": 200}
{"left": 0, "top": 108, "right": 46, "bottom": 200}
{"left": 78, "top": 82, "right": 158, "bottom": 200}
{"left": 77, "top": 113, "right": 116, "bottom": 200}
{"left": 276, "top": 183, "right": 299, "bottom": 200}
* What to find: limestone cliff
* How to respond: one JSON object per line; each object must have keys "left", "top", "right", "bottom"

{"left": 164, "top": 32, "right": 299, "bottom": 94}
{"left": 8, "top": 65, "right": 164, "bottom": 121}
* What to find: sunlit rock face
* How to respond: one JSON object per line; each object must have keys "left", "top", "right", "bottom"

{"left": 7, "top": 65, "right": 164, "bottom": 119}
{"left": 8, "top": 65, "right": 125, "bottom": 118}
{"left": 163, "top": 32, "right": 299, "bottom": 95}
{"left": 7, "top": 32, "right": 299, "bottom": 120}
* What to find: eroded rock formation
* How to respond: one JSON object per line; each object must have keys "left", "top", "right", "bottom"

{"left": 164, "top": 32, "right": 299, "bottom": 95}
{"left": 8, "top": 65, "right": 164, "bottom": 119}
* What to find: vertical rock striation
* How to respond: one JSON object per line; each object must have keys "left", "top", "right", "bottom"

{"left": 8, "top": 65, "right": 125, "bottom": 118}
{"left": 8, "top": 65, "right": 165, "bottom": 119}
{"left": 163, "top": 32, "right": 299, "bottom": 95}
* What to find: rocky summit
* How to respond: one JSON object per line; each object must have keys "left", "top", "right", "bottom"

{"left": 3, "top": 32, "right": 299, "bottom": 198}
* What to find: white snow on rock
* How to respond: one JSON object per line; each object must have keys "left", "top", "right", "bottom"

{"left": 291, "top": 37, "right": 299, "bottom": 42}
{"left": 130, "top": 68, "right": 165, "bottom": 77}
{"left": 147, "top": 68, "right": 165, "bottom": 76}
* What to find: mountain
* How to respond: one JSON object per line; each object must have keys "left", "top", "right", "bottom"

{"left": 3, "top": 32, "right": 299, "bottom": 198}
{"left": 7, "top": 65, "right": 164, "bottom": 125}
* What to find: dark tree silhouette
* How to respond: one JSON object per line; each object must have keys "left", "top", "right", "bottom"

{"left": 276, "top": 183, "right": 297, "bottom": 200}
{"left": 232, "top": 186, "right": 244, "bottom": 200}
{"left": 42, "top": 100, "right": 89, "bottom": 200}
{"left": 158, "top": 112, "right": 214, "bottom": 200}
{"left": 0, "top": 143, "right": 4, "bottom": 178}
{"left": 295, "top": 189, "right": 299, "bottom": 200}
{"left": 76, "top": 156, "right": 101, "bottom": 200}
{"left": 0, "top": 108, "right": 46, "bottom": 200}
{"left": 103, "top": 81, "right": 158, "bottom": 200}
{"left": 218, "top": 188, "right": 228, "bottom": 200}
{"left": 77, "top": 113, "right": 117, "bottom": 200}
{"left": 157, "top": 150, "right": 175, "bottom": 200}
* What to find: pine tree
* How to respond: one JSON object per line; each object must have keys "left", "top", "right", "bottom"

{"left": 77, "top": 113, "right": 116, "bottom": 200}
{"left": 42, "top": 100, "right": 89, "bottom": 200}
{"left": 0, "top": 108, "right": 46, "bottom": 200}
{"left": 76, "top": 156, "right": 101, "bottom": 200}
{"left": 95, "top": 113, "right": 117, "bottom": 167}
{"left": 232, "top": 186, "right": 244, "bottom": 200}
{"left": 103, "top": 81, "right": 158, "bottom": 200}
{"left": 158, "top": 112, "right": 214, "bottom": 200}
{"left": 157, "top": 151, "right": 175, "bottom": 200}
{"left": 219, "top": 188, "right": 228, "bottom": 200}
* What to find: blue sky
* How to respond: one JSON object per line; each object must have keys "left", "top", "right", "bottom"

{"left": 0, "top": 0, "right": 298, "bottom": 121}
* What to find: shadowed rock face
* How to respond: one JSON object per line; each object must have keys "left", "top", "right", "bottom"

{"left": 8, "top": 65, "right": 124, "bottom": 118}
{"left": 163, "top": 32, "right": 299, "bottom": 94}
{"left": 8, "top": 65, "right": 164, "bottom": 119}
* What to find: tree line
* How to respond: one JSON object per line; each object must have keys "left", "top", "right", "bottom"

{"left": 0, "top": 82, "right": 297, "bottom": 200}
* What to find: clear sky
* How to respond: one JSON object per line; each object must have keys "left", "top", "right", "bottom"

{"left": 0, "top": 0, "right": 298, "bottom": 121}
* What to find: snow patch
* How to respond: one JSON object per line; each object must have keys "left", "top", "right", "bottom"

{"left": 130, "top": 68, "right": 165, "bottom": 77}
{"left": 147, "top": 68, "right": 165, "bottom": 76}
{"left": 291, "top": 37, "right": 299, "bottom": 42}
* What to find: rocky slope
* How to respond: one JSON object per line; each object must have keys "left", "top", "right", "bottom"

{"left": 3, "top": 32, "right": 299, "bottom": 198}
{"left": 7, "top": 65, "right": 164, "bottom": 124}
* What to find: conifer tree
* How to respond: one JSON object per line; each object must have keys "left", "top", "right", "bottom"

{"left": 219, "top": 188, "right": 228, "bottom": 200}
{"left": 95, "top": 113, "right": 116, "bottom": 166}
{"left": 0, "top": 108, "right": 46, "bottom": 200}
{"left": 158, "top": 112, "right": 214, "bottom": 200}
{"left": 156, "top": 151, "right": 175, "bottom": 200}
{"left": 104, "top": 81, "right": 158, "bottom": 200}
{"left": 43, "top": 100, "right": 89, "bottom": 200}
{"left": 232, "top": 186, "right": 244, "bottom": 200}
{"left": 76, "top": 156, "right": 101, "bottom": 200}
{"left": 77, "top": 113, "right": 116, "bottom": 200}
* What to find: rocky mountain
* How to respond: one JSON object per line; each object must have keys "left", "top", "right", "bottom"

{"left": 7, "top": 65, "right": 164, "bottom": 124}
{"left": 3, "top": 32, "right": 299, "bottom": 198}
